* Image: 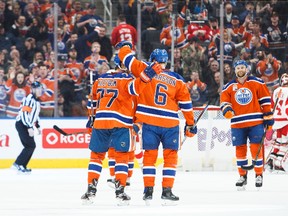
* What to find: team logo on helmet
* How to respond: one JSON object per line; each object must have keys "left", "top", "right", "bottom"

{"left": 235, "top": 88, "right": 252, "bottom": 105}
{"left": 233, "top": 60, "right": 248, "bottom": 69}
{"left": 149, "top": 49, "right": 168, "bottom": 63}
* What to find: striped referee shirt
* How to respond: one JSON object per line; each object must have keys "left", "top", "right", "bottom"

{"left": 16, "top": 94, "right": 41, "bottom": 128}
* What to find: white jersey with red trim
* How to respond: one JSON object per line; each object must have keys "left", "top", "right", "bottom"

{"left": 272, "top": 86, "right": 288, "bottom": 130}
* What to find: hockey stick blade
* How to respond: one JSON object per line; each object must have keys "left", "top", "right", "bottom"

{"left": 53, "top": 125, "right": 86, "bottom": 136}
{"left": 53, "top": 125, "right": 68, "bottom": 136}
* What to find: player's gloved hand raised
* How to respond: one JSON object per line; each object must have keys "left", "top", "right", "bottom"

{"left": 140, "top": 62, "right": 162, "bottom": 83}
{"left": 115, "top": 40, "right": 133, "bottom": 49}
{"left": 184, "top": 124, "right": 197, "bottom": 138}
{"left": 28, "top": 128, "right": 34, "bottom": 137}
{"left": 222, "top": 106, "right": 235, "bottom": 119}
{"left": 263, "top": 112, "right": 274, "bottom": 130}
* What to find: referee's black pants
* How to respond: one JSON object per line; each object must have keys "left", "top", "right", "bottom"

{"left": 15, "top": 121, "right": 36, "bottom": 168}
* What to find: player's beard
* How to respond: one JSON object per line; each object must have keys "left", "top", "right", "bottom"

{"left": 236, "top": 70, "right": 246, "bottom": 78}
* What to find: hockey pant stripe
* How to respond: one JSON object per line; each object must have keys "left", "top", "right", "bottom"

{"left": 88, "top": 151, "right": 106, "bottom": 184}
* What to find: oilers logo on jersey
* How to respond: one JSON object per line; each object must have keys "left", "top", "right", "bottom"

{"left": 235, "top": 88, "right": 252, "bottom": 105}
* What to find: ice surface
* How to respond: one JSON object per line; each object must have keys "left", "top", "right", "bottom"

{"left": 0, "top": 168, "right": 287, "bottom": 216}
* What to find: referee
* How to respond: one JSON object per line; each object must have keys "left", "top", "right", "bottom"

{"left": 12, "top": 81, "right": 43, "bottom": 173}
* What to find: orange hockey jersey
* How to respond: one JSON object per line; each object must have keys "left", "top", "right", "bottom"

{"left": 220, "top": 76, "right": 272, "bottom": 128}
{"left": 118, "top": 46, "right": 195, "bottom": 127}
{"left": 5, "top": 80, "right": 30, "bottom": 117}
{"left": 88, "top": 71, "right": 149, "bottom": 129}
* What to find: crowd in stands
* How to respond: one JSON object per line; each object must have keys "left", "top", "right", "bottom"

{"left": 0, "top": 0, "right": 287, "bottom": 117}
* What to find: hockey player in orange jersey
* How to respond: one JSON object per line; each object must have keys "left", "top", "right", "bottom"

{"left": 81, "top": 49, "right": 162, "bottom": 206}
{"left": 117, "top": 41, "right": 197, "bottom": 205}
{"left": 220, "top": 60, "right": 274, "bottom": 190}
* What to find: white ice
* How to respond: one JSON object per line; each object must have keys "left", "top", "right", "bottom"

{"left": 0, "top": 168, "right": 287, "bottom": 216}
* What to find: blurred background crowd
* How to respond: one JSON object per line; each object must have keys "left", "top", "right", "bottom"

{"left": 0, "top": 0, "right": 287, "bottom": 118}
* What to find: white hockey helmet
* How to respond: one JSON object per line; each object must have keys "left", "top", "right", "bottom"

{"left": 280, "top": 73, "right": 288, "bottom": 86}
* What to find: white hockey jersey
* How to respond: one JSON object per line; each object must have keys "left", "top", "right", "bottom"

{"left": 272, "top": 87, "right": 288, "bottom": 130}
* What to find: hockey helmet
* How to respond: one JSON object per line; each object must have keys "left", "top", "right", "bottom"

{"left": 149, "top": 49, "right": 168, "bottom": 63}
{"left": 280, "top": 73, "right": 288, "bottom": 86}
{"left": 31, "top": 81, "right": 44, "bottom": 97}
{"left": 233, "top": 60, "right": 248, "bottom": 69}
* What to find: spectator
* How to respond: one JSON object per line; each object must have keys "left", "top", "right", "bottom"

{"left": 26, "top": 16, "right": 47, "bottom": 44}
{"left": 76, "top": 3, "right": 103, "bottom": 34}
{"left": 65, "top": 48, "right": 85, "bottom": 103}
{"left": 0, "top": 66, "right": 7, "bottom": 117}
{"left": 255, "top": 47, "right": 280, "bottom": 94}
{"left": 209, "top": 29, "right": 245, "bottom": 66}
{"left": 111, "top": 14, "right": 137, "bottom": 50}
{"left": 223, "top": 63, "right": 234, "bottom": 84}
{"left": 181, "top": 36, "right": 206, "bottom": 82}
{"left": 94, "top": 25, "right": 113, "bottom": 62}
{"left": 206, "top": 71, "right": 220, "bottom": 106}
{"left": 0, "top": 23, "right": 16, "bottom": 53}
{"left": 239, "top": 2, "right": 257, "bottom": 24}
{"left": 52, "top": 53, "right": 77, "bottom": 116}
{"left": 263, "top": 11, "right": 287, "bottom": 63}
{"left": 185, "top": 12, "right": 210, "bottom": 43}
{"left": 83, "top": 41, "right": 109, "bottom": 81}
{"left": 173, "top": 48, "right": 183, "bottom": 76}
{"left": 21, "top": 37, "right": 39, "bottom": 68}
{"left": 202, "top": 59, "right": 219, "bottom": 87}
{"left": 38, "top": 62, "right": 55, "bottom": 117}
{"left": 5, "top": 71, "right": 30, "bottom": 118}
{"left": 160, "top": 4, "right": 188, "bottom": 50}
{"left": 224, "top": 2, "right": 236, "bottom": 28}
{"left": 186, "top": 70, "right": 208, "bottom": 107}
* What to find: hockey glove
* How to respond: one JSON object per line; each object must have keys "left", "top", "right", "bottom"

{"left": 222, "top": 106, "right": 235, "bottom": 119}
{"left": 34, "top": 121, "right": 41, "bottom": 135}
{"left": 265, "top": 129, "right": 274, "bottom": 141}
{"left": 263, "top": 112, "right": 274, "bottom": 130}
{"left": 115, "top": 40, "right": 133, "bottom": 49}
{"left": 28, "top": 128, "right": 34, "bottom": 137}
{"left": 140, "top": 62, "right": 162, "bottom": 83}
{"left": 184, "top": 124, "right": 197, "bottom": 138}
{"left": 86, "top": 116, "right": 95, "bottom": 128}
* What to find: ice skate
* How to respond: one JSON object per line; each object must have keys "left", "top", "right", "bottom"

{"left": 126, "top": 177, "right": 131, "bottom": 186}
{"left": 115, "top": 180, "right": 130, "bottom": 206}
{"left": 273, "top": 166, "right": 286, "bottom": 174}
{"left": 143, "top": 187, "right": 153, "bottom": 206}
{"left": 81, "top": 179, "right": 98, "bottom": 205}
{"left": 161, "top": 187, "right": 179, "bottom": 206}
{"left": 264, "top": 159, "right": 274, "bottom": 172}
{"left": 12, "top": 163, "right": 31, "bottom": 174}
{"left": 255, "top": 174, "right": 263, "bottom": 190}
{"left": 236, "top": 175, "right": 247, "bottom": 191}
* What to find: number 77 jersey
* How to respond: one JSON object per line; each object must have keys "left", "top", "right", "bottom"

{"left": 118, "top": 47, "right": 195, "bottom": 127}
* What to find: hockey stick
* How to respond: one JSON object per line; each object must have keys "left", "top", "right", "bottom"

{"left": 53, "top": 125, "right": 87, "bottom": 136}
{"left": 182, "top": 102, "right": 210, "bottom": 145}
{"left": 241, "top": 90, "right": 281, "bottom": 171}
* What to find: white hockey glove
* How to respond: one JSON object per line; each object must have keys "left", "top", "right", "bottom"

{"left": 28, "top": 128, "right": 34, "bottom": 137}
{"left": 37, "top": 128, "right": 41, "bottom": 135}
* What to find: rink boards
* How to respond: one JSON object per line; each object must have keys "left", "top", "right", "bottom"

{"left": 0, "top": 117, "right": 237, "bottom": 170}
